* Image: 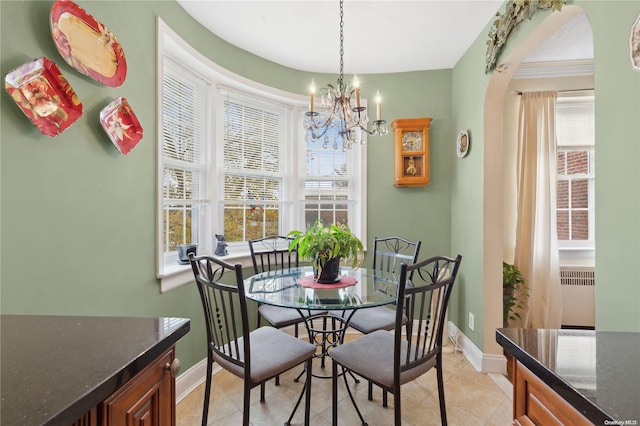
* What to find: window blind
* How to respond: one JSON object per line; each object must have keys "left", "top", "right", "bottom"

{"left": 220, "top": 89, "right": 287, "bottom": 203}
{"left": 556, "top": 95, "right": 594, "bottom": 147}
{"left": 161, "top": 58, "right": 210, "bottom": 253}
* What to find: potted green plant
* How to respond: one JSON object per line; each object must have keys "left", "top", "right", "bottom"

{"left": 503, "top": 262, "right": 529, "bottom": 327}
{"left": 288, "top": 220, "right": 364, "bottom": 283}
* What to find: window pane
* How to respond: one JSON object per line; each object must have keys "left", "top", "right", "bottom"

{"left": 304, "top": 194, "right": 349, "bottom": 228}
{"left": 557, "top": 181, "right": 569, "bottom": 209}
{"left": 246, "top": 212, "right": 265, "bottom": 241}
{"left": 557, "top": 210, "right": 569, "bottom": 240}
{"left": 557, "top": 151, "right": 566, "bottom": 175}
{"left": 164, "top": 206, "right": 192, "bottom": 251}
{"left": 223, "top": 204, "right": 280, "bottom": 242}
{"left": 334, "top": 211, "right": 348, "bottom": 224}
{"left": 223, "top": 175, "right": 282, "bottom": 202}
{"left": 571, "top": 180, "right": 589, "bottom": 208}
{"left": 304, "top": 211, "right": 318, "bottom": 229}
{"left": 567, "top": 151, "right": 589, "bottom": 174}
{"left": 306, "top": 146, "right": 348, "bottom": 178}
{"left": 571, "top": 210, "right": 589, "bottom": 240}
{"left": 223, "top": 206, "right": 244, "bottom": 242}
{"left": 164, "top": 167, "right": 193, "bottom": 200}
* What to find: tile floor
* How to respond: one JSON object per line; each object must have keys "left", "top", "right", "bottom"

{"left": 177, "top": 344, "right": 513, "bottom": 426}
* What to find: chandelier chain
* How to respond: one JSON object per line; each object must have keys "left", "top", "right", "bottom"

{"left": 339, "top": 0, "right": 344, "bottom": 89}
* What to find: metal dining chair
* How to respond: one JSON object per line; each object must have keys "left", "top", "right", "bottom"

{"left": 330, "top": 254, "right": 462, "bottom": 426}
{"left": 249, "top": 236, "right": 307, "bottom": 338}
{"left": 336, "top": 236, "right": 421, "bottom": 404}
{"left": 347, "top": 236, "right": 422, "bottom": 334}
{"left": 248, "top": 235, "right": 327, "bottom": 386}
{"left": 189, "top": 253, "right": 316, "bottom": 426}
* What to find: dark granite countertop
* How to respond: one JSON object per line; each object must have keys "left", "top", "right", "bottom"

{"left": 497, "top": 328, "right": 640, "bottom": 425}
{"left": 1, "top": 315, "right": 190, "bottom": 426}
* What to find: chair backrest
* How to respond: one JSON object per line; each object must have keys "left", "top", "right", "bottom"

{"left": 189, "top": 254, "right": 251, "bottom": 374}
{"left": 248, "top": 235, "right": 299, "bottom": 275}
{"left": 372, "top": 236, "right": 421, "bottom": 278}
{"left": 394, "top": 255, "right": 462, "bottom": 379}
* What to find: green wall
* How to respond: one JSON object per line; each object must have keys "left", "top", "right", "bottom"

{"left": 0, "top": 1, "right": 454, "bottom": 372}
{"left": 587, "top": 1, "right": 640, "bottom": 331}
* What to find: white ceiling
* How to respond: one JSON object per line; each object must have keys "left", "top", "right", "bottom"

{"left": 176, "top": 1, "right": 593, "bottom": 74}
{"left": 522, "top": 11, "right": 593, "bottom": 63}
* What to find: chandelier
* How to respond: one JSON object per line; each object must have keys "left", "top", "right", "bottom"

{"left": 304, "top": 0, "right": 388, "bottom": 150}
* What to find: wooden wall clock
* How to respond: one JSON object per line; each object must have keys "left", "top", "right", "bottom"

{"left": 391, "top": 117, "right": 432, "bottom": 187}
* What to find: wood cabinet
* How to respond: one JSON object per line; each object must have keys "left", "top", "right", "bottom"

{"left": 512, "top": 359, "right": 591, "bottom": 426}
{"left": 2, "top": 315, "right": 188, "bottom": 426}
{"left": 391, "top": 117, "right": 432, "bottom": 187}
{"left": 73, "top": 348, "right": 179, "bottom": 426}
{"left": 101, "top": 348, "right": 177, "bottom": 426}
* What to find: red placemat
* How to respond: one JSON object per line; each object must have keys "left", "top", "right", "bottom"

{"left": 297, "top": 275, "right": 357, "bottom": 289}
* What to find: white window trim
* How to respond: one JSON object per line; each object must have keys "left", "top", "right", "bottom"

{"left": 215, "top": 87, "right": 295, "bottom": 249}
{"left": 555, "top": 92, "right": 595, "bottom": 266}
{"left": 156, "top": 19, "right": 367, "bottom": 292}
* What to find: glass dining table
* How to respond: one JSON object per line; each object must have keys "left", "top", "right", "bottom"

{"left": 244, "top": 266, "right": 402, "bottom": 425}
{"left": 244, "top": 266, "right": 401, "bottom": 373}
{"left": 244, "top": 266, "right": 400, "bottom": 313}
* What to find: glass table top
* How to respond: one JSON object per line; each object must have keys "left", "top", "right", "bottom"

{"left": 244, "top": 266, "right": 400, "bottom": 310}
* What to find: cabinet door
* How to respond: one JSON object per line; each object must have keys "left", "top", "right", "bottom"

{"left": 514, "top": 361, "right": 591, "bottom": 426}
{"left": 101, "top": 348, "right": 175, "bottom": 426}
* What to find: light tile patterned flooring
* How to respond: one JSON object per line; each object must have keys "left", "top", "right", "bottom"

{"left": 177, "top": 344, "right": 513, "bottom": 426}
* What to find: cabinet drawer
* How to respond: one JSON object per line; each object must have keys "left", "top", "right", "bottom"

{"left": 514, "top": 361, "right": 591, "bottom": 426}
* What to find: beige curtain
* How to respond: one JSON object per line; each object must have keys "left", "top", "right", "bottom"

{"left": 514, "top": 91, "right": 563, "bottom": 329}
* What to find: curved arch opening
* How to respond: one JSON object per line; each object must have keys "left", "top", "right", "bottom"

{"left": 482, "top": 5, "right": 591, "bottom": 356}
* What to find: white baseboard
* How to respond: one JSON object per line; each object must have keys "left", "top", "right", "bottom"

{"left": 176, "top": 358, "right": 222, "bottom": 403}
{"left": 447, "top": 321, "right": 507, "bottom": 374}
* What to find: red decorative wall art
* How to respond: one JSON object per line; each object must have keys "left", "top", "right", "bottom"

{"left": 50, "top": 0, "right": 127, "bottom": 87}
{"left": 100, "top": 97, "right": 143, "bottom": 155}
{"left": 4, "top": 57, "right": 83, "bottom": 137}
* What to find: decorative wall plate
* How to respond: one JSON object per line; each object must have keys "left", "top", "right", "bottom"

{"left": 4, "top": 57, "right": 83, "bottom": 136}
{"left": 457, "top": 130, "right": 469, "bottom": 158}
{"left": 630, "top": 14, "right": 640, "bottom": 72}
{"left": 100, "top": 97, "right": 143, "bottom": 154}
{"left": 50, "top": 0, "right": 127, "bottom": 87}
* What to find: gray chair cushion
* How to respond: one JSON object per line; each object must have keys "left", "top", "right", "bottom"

{"left": 258, "top": 304, "right": 326, "bottom": 328}
{"left": 213, "top": 326, "right": 315, "bottom": 383}
{"left": 329, "top": 330, "right": 436, "bottom": 389}
{"left": 343, "top": 306, "right": 408, "bottom": 334}
{"left": 258, "top": 304, "right": 304, "bottom": 327}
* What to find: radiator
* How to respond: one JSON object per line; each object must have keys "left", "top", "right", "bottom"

{"left": 560, "top": 267, "right": 595, "bottom": 328}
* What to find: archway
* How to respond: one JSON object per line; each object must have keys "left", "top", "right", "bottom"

{"left": 482, "top": 5, "right": 588, "bottom": 360}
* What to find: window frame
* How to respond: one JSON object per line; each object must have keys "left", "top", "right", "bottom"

{"left": 215, "top": 88, "right": 294, "bottom": 247}
{"left": 555, "top": 92, "right": 595, "bottom": 262}
{"left": 156, "top": 20, "right": 367, "bottom": 291}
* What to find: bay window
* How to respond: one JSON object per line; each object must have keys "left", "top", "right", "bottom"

{"left": 157, "top": 20, "right": 366, "bottom": 291}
